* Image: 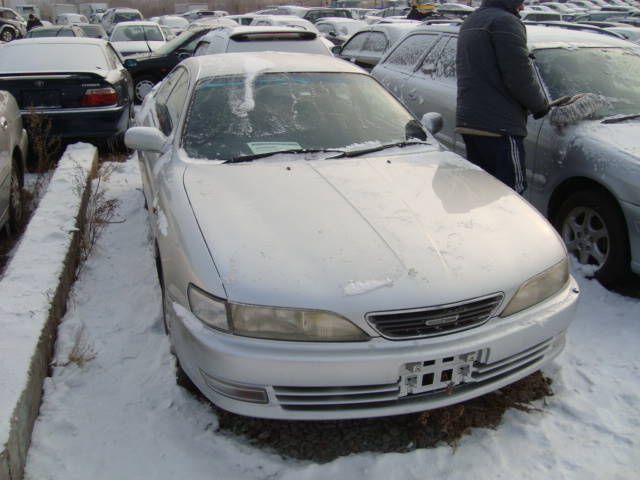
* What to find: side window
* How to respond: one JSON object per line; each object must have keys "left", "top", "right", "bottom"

{"left": 425, "top": 37, "right": 457, "bottom": 81}
{"left": 384, "top": 34, "right": 440, "bottom": 71}
{"left": 207, "top": 34, "right": 228, "bottom": 54}
{"left": 341, "top": 32, "right": 368, "bottom": 56}
{"left": 165, "top": 73, "right": 189, "bottom": 128}
{"left": 361, "top": 31, "right": 387, "bottom": 54}
{"left": 193, "top": 41, "right": 210, "bottom": 56}
{"left": 154, "top": 69, "right": 186, "bottom": 135}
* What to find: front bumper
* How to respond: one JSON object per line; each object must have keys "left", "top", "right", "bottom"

{"left": 621, "top": 199, "right": 640, "bottom": 275}
{"left": 170, "top": 277, "right": 579, "bottom": 420}
{"left": 21, "top": 104, "right": 130, "bottom": 139}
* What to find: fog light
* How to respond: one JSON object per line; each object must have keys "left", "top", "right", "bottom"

{"left": 199, "top": 369, "right": 268, "bottom": 404}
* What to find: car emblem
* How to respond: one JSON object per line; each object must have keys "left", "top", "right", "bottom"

{"left": 34, "top": 80, "right": 45, "bottom": 88}
{"left": 425, "top": 314, "right": 459, "bottom": 327}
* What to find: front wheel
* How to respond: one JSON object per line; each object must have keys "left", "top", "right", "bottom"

{"left": 1, "top": 28, "right": 15, "bottom": 42}
{"left": 133, "top": 76, "right": 156, "bottom": 104}
{"left": 8, "top": 163, "right": 23, "bottom": 233}
{"left": 554, "top": 190, "right": 630, "bottom": 286}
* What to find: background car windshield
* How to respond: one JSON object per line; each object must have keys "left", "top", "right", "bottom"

{"left": 535, "top": 47, "right": 640, "bottom": 118}
{"left": 114, "top": 12, "right": 142, "bottom": 22}
{"left": 0, "top": 44, "right": 108, "bottom": 72}
{"left": 112, "top": 25, "right": 163, "bottom": 42}
{"left": 227, "top": 38, "right": 328, "bottom": 54}
{"left": 183, "top": 72, "right": 421, "bottom": 160}
{"left": 155, "top": 31, "right": 194, "bottom": 55}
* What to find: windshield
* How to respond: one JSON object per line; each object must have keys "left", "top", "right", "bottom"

{"left": 0, "top": 43, "right": 108, "bottom": 72}
{"left": 534, "top": 46, "right": 640, "bottom": 118}
{"left": 160, "top": 17, "right": 188, "bottom": 28}
{"left": 112, "top": 25, "right": 164, "bottom": 42}
{"left": 183, "top": 72, "right": 423, "bottom": 161}
{"left": 154, "top": 30, "right": 198, "bottom": 55}
{"left": 114, "top": 12, "right": 142, "bottom": 22}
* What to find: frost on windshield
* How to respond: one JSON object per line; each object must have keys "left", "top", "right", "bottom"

{"left": 183, "top": 72, "right": 420, "bottom": 161}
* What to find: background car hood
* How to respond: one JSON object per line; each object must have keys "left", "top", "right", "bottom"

{"left": 183, "top": 151, "right": 565, "bottom": 315}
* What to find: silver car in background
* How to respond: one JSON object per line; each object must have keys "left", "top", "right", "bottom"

{"left": 0, "top": 90, "right": 28, "bottom": 232}
{"left": 127, "top": 52, "right": 578, "bottom": 420}
{"left": 373, "top": 25, "right": 640, "bottom": 285}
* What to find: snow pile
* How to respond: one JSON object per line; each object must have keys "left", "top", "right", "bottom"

{"left": 0, "top": 143, "right": 96, "bottom": 458}
{"left": 23, "top": 156, "right": 640, "bottom": 480}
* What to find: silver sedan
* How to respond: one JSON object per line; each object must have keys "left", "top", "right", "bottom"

{"left": 126, "top": 52, "right": 578, "bottom": 420}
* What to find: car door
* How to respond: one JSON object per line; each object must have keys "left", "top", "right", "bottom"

{"left": 404, "top": 35, "right": 462, "bottom": 153}
{"left": 139, "top": 68, "right": 189, "bottom": 214}
{"left": 0, "top": 94, "right": 10, "bottom": 225}
{"left": 372, "top": 33, "right": 441, "bottom": 109}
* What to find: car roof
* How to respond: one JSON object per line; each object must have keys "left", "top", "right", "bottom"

{"left": 186, "top": 52, "right": 364, "bottom": 78}
{"left": 7, "top": 37, "right": 107, "bottom": 46}
{"left": 202, "top": 26, "right": 319, "bottom": 40}
{"left": 416, "top": 23, "right": 636, "bottom": 47}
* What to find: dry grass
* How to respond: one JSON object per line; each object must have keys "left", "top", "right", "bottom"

{"left": 59, "top": 327, "right": 96, "bottom": 368}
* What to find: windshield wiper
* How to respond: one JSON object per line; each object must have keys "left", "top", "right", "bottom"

{"left": 226, "top": 148, "right": 346, "bottom": 164}
{"left": 338, "top": 140, "right": 430, "bottom": 158}
{"left": 601, "top": 113, "right": 640, "bottom": 124}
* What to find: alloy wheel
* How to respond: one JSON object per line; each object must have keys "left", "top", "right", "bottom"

{"left": 135, "top": 80, "right": 155, "bottom": 103}
{"left": 561, "top": 206, "right": 610, "bottom": 268}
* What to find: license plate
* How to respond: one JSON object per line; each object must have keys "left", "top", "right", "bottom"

{"left": 398, "top": 352, "right": 478, "bottom": 397}
{"left": 22, "top": 90, "right": 61, "bottom": 108}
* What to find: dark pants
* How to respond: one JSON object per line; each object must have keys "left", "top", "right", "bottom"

{"left": 462, "top": 134, "right": 527, "bottom": 194}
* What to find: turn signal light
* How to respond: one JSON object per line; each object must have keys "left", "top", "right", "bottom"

{"left": 81, "top": 87, "right": 118, "bottom": 107}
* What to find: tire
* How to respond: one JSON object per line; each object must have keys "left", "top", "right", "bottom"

{"left": 133, "top": 76, "right": 156, "bottom": 104}
{"left": 553, "top": 189, "right": 630, "bottom": 286}
{"left": 1, "top": 28, "right": 15, "bottom": 42}
{"left": 8, "top": 161, "right": 23, "bottom": 233}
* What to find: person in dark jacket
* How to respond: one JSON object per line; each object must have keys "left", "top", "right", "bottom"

{"left": 456, "top": 0, "right": 549, "bottom": 194}
{"left": 26, "top": 14, "right": 43, "bottom": 31}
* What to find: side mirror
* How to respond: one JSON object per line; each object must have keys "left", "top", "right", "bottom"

{"left": 421, "top": 112, "right": 443, "bottom": 135}
{"left": 177, "top": 50, "right": 191, "bottom": 60}
{"left": 331, "top": 45, "right": 342, "bottom": 55}
{"left": 125, "top": 126, "right": 167, "bottom": 152}
{"left": 123, "top": 58, "right": 138, "bottom": 68}
{"left": 329, "top": 31, "right": 337, "bottom": 37}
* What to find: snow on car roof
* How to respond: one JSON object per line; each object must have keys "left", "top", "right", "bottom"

{"left": 187, "top": 51, "right": 364, "bottom": 78}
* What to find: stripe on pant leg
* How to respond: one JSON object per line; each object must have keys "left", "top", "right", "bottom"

{"left": 509, "top": 137, "right": 523, "bottom": 193}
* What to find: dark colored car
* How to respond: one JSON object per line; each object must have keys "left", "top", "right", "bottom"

{"left": 0, "top": 38, "right": 133, "bottom": 154}
{"left": 123, "top": 26, "right": 222, "bottom": 103}
{"left": 76, "top": 23, "right": 109, "bottom": 39}
{"left": 332, "top": 23, "right": 418, "bottom": 71}
{"left": 0, "top": 7, "right": 26, "bottom": 42}
{"left": 25, "top": 25, "right": 87, "bottom": 38}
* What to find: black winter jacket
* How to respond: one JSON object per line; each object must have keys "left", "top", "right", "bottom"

{"left": 456, "top": 0, "right": 549, "bottom": 137}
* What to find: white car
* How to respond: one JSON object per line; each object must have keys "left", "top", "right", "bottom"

{"left": 126, "top": 52, "right": 579, "bottom": 420}
{"left": 250, "top": 15, "right": 335, "bottom": 49}
{"left": 157, "top": 15, "right": 189, "bottom": 37}
{"left": 110, "top": 21, "right": 166, "bottom": 56}
{"left": 0, "top": 90, "right": 28, "bottom": 232}
{"left": 55, "top": 13, "right": 88, "bottom": 25}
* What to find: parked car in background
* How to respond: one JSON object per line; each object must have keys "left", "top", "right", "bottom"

{"left": 188, "top": 17, "right": 238, "bottom": 30}
{"left": 157, "top": 15, "right": 189, "bottom": 37}
{"left": 26, "top": 25, "right": 87, "bottom": 38}
{"left": 226, "top": 14, "right": 256, "bottom": 26}
{"left": 76, "top": 22, "right": 108, "bottom": 39}
{"left": 110, "top": 21, "right": 166, "bottom": 56}
{"left": 520, "top": 10, "right": 564, "bottom": 21}
{"left": 332, "top": 23, "right": 418, "bottom": 71}
{"left": 606, "top": 25, "right": 640, "bottom": 41}
{"left": 193, "top": 27, "right": 332, "bottom": 57}
{"left": 0, "top": 90, "right": 27, "bottom": 232}
{"left": 127, "top": 51, "right": 578, "bottom": 421}
{"left": 437, "top": 3, "right": 476, "bottom": 17}
{"left": 315, "top": 17, "right": 366, "bottom": 45}
{"left": 180, "top": 10, "right": 227, "bottom": 22}
{"left": 0, "top": 7, "right": 27, "bottom": 42}
{"left": 55, "top": 13, "right": 89, "bottom": 25}
{"left": 250, "top": 14, "right": 321, "bottom": 33}
{"left": 0, "top": 38, "right": 133, "bottom": 154}
{"left": 372, "top": 25, "right": 640, "bottom": 284}
{"left": 123, "top": 24, "right": 232, "bottom": 103}
{"left": 101, "top": 7, "right": 143, "bottom": 35}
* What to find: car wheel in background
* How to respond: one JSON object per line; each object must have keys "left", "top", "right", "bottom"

{"left": 8, "top": 161, "right": 23, "bottom": 233}
{"left": 1, "top": 28, "right": 15, "bottom": 42}
{"left": 133, "top": 76, "right": 156, "bottom": 104}
{"left": 554, "top": 190, "right": 630, "bottom": 285}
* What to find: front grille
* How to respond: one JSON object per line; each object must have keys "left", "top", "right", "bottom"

{"left": 367, "top": 294, "right": 503, "bottom": 339}
{"left": 273, "top": 383, "right": 401, "bottom": 411}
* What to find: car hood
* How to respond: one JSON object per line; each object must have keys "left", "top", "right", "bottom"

{"left": 112, "top": 41, "right": 165, "bottom": 54}
{"left": 183, "top": 151, "right": 566, "bottom": 315}
{"left": 579, "top": 119, "right": 640, "bottom": 160}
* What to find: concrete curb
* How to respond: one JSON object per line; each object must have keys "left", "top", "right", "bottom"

{"left": 0, "top": 144, "right": 98, "bottom": 480}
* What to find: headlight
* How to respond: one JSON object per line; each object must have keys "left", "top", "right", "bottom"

{"left": 500, "top": 257, "right": 570, "bottom": 317}
{"left": 187, "top": 284, "right": 230, "bottom": 331}
{"left": 230, "top": 304, "right": 369, "bottom": 342}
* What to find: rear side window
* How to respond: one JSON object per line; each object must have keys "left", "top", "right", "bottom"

{"left": 427, "top": 37, "right": 457, "bottom": 80}
{"left": 384, "top": 33, "right": 440, "bottom": 71}
{"left": 341, "top": 32, "right": 368, "bottom": 56}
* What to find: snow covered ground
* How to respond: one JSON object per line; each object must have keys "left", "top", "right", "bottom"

{"left": 24, "top": 157, "right": 639, "bottom": 480}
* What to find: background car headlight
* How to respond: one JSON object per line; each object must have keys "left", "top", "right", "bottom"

{"left": 187, "top": 284, "right": 230, "bottom": 331}
{"left": 500, "top": 257, "right": 570, "bottom": 317}
{"left": 229, "top": 304, "right": 369, "bottom": 342}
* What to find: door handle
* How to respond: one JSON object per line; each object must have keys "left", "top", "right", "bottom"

{"left": 0, "top": 117, "right": 7, "bottom": 130}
